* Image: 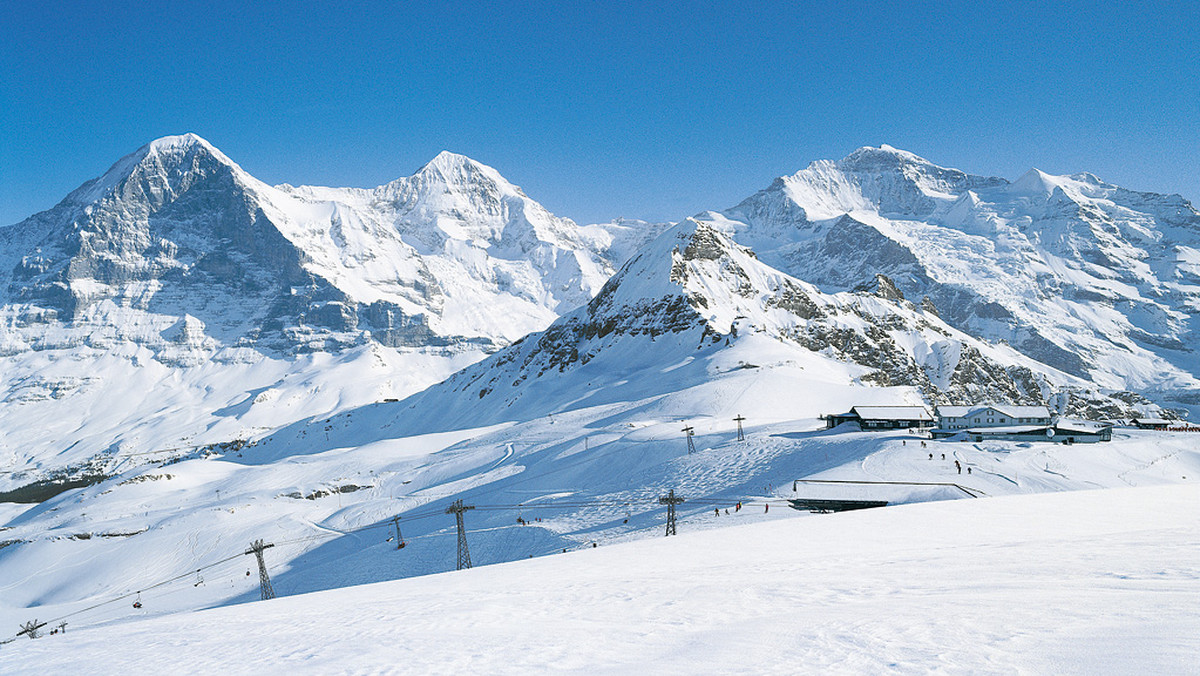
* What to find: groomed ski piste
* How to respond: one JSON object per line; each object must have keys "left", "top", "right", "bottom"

{"left": 2, "top": 483, "right": 1197, "bottom": 674}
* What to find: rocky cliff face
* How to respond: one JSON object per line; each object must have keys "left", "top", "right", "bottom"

{"left": 395, "top": 220, "right": 1139, "bottom": 431}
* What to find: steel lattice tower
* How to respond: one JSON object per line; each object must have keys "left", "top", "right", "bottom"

{"left": 734, "top": 415, "right": 746, "bottom": 442}
{"left": 446, "top": 499, "right": 475, "bottom": 570}
{"left": 244, "top": 539, "right": 276, "bottom": 600}
{"left": 682, "top": 426, "right": 696, "bottom": 454}
{"left": 18, "top": 619, "right": 44, "bottom": 639}
{"left": 658, "top": 489, "right": 685, "bottom": 536}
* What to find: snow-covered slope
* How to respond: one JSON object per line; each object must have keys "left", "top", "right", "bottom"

{"left": 6, "top": 213, "right": 1195, "bottom": 638}
{"left": 0, "top": 135, "right": 654, "bottom": 486}
{"left": 4, "top": 485, "right": 1197, "bottom": 674}
{"left": 389, "top": 218, "right": 1139, "bottom": 434}
{"left": 705, "top": 145, "right": 1200, "bottom": 412}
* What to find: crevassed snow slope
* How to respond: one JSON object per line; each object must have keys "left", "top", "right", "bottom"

{"left": 3, "top": 484, "right": 1197, "bottom": 675}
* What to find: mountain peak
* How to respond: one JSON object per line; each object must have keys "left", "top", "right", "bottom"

{"left": 425, "top": 149, "right": 475, "bottom": 169}
{"left": 391, "top": 150, "right": 521, "bottom": 200}
{"left": 63, "top": 133, "right": 240, "bottom": 207}
{"left": 839, "top": 144, "right": 933, "bottom": 169}
{"left": 415, "top": 150, "right": 503, "bottom": 181}
{"left": 145, "top": 132, "right": 213, "bottom": 153}
{"left": 1009, "top": 168, "right": 1073, "bottom": 199}
{"left": 138, "top": 133, "right": 236, "bottom": 169}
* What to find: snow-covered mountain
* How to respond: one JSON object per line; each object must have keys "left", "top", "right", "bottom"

{"left": 0, "top": 134, "right": 639, "bottom": 355}
{"left": 4, "top": 138, "right": 1198, "bottom": 645}
{"left": 0, "top": 135, "right": 661, "bottom": 486}
{"left": 702, "top": 145, "right": 1200, "bottom": 410}
{"left": 389, "top": 219, "right": 1107, "bottom": 436}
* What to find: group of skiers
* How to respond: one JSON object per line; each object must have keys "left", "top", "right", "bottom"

{"left": 713, "top": 501, "right": 769, "bottom": 517}
{"left": 925, "top": 452, "right": 971, "bottom": 474}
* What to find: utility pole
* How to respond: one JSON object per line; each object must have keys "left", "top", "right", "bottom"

{"left": 682, "top": 426, "right": 696, "bottom": 454}
{"left": 446, "top": 499, "right": 475, "bottom": 570}
{"left": 392, "top": 515, "right": 405, "bottom": 549}
{"left": 734, "top": 415, "right": 746, "bottom": 442}
{"left": 244, "top": 539, "right": 276, "bottom": 600}
{"left": 658, "top": 489, "right": 685, "bottom": 536}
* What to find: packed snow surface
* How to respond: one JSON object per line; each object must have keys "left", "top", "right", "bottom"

{"left": 2, "top": 484, "right": 1196, "bottom": 675}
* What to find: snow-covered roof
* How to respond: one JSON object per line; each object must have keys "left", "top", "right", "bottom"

{"left": 966, "top": 425, "right": 1047, "bottom": 435}
{"left": 936, "top": 404, "right": 1050, "bottom": 419}
{"left": 851, "top": 406, "right": 933, "bottom": 421}
{"left": 1055, "top": 419, "right": 1112, "bottom": 434}
{"left": 993, "top": 405, "right": 1052, "bottom": 419}
{"left": 1131, "top": 417, "right": 1171, "bottom": 425}
{"left": 963, "top": 419, "right": 1112, "bottom": 435}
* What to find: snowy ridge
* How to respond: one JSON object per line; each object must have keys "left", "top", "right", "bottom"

{"left": 379, "top": 218, "right": 1121, "bottom": 437}
{"left": 0, "top": 135, "right": 657, "bottom": 483}
{"left": 707, "top": 146, "right": 1200, "bottom": 411}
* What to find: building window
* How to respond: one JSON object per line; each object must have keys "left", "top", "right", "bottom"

{"left": 999, "top": 418, "right": 1006, "bottom": 423}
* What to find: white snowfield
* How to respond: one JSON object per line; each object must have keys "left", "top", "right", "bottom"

{"left": 2, "top": 484, "right": 1196, "bottom": 675}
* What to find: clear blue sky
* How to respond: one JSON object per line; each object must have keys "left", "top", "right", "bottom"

{"left": 2, "top": 1, "right": 1197, "bottom": 226}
